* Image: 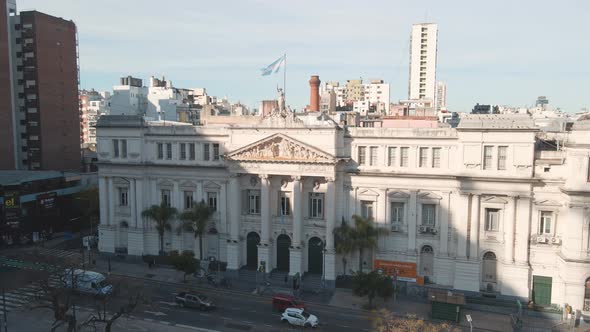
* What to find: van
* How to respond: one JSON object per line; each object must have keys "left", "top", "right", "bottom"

{"left": 63, "top": 269, "right": 113, "bottom": 296}
{"left": 272, "top": 294, "right": 305, "bottom": 312}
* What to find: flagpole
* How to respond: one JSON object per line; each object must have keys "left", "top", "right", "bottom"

{"left": 283, "top": 53, "right": 287, "bottom": 108}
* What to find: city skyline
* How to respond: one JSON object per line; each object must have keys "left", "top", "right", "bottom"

{"left": 17, "top": 0, "right": 590, "bottom": 113}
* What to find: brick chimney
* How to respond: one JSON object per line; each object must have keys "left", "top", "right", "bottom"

{"left": 309, "top": 75, "right": 321, "bottom": 112}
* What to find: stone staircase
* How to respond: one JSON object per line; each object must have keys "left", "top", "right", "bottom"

{"left": 269, "top": 269, "right": 289, "bottom": 285}
{"left": 238, "top": 267, "right": 258, "bottom": 285}
{"left": 302, "top": 273, "right": 323, "bottom": 290}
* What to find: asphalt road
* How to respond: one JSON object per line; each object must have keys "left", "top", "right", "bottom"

{"left": 103, "top": 275, "right": 373, "bottom": 332}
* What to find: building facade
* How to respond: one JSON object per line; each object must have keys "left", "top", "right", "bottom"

{"left": 409, "top": 23, "right": 438, "bottom": 102}
{"left": 96, "top": 113, "right": 590, "bottom": 312}
{"left": 0, "top": 1, "right": 80, "bottom": 171}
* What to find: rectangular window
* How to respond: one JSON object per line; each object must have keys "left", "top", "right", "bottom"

{"left": 161, "top": 189, "right": 171, "bottom": 207}
{"left": 189, "top": 143, "right": 195, "bottom": 160}
{"left": 391, "top": 202, "right": 404, "bottom": 224}
{"left": 421, "top": 204, "right": 435, "bottom": 226}
{"left": 113, "top": 139, "right": 119, "bottom": 158}
{"left": 121, "top": 139, "right": 127, "bottom": 158}
{"left": 483, "top": 146, "right": 493, "bottom": 170}
{"left": 184, "top": 191, "right": 193, "bottom": 209}
{"left": 400, "top": 147, "right": 409, "bottom": 167}
{"left": 204, "top": 144, "right": 210, "bottom": 161}
{"left": 207, "top": 192, "right": 217, "bottom": 211}
{"left": 157, "top": 143, "right": 164, "bottom": 159}
{"left": 248, "top": 190, "right": 260, "bottom": 214}
{"left": 539, "top": 211, "right": 552, "bottom": 235}
{"left": 432, "top": 147, "right": 441, "bottom": 168}
{"left": 361, "top": 201, "right": 374, "bottom": 220}
{"left": 498, "top": 146, "right": 507, "bottom": 170}
{"left": 166, "top": 143, "right": 172, "bottom": 160}
{"left": 358, "top": 146, "right": 366, "bottom": 166}
{"left": 369, "top": 147, "right": 378, "bottom": 166}
{"left": 485, "top": 208, "right": 500, "bottom": 231}
{"left": 119, "top": 188, "right": 128, "bottom": 206}
{"left": 180, "top": 143, "right": 186, "bottom": 160}
{"left": 213, "top": 143, "right": 220, "bottom": 161}
{"left": 280, "top": 192, "right": 291, "bottom": 216}
{"left": 419, "top": 147, "right": 428, "bottom": 167}
{"left": 388, "top": 147, "right": 396, "bottom": 167}
{"left": 309, "top": 193, "right": 324, "bottom": 219}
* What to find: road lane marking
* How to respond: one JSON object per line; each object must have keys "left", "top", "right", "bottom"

{"left": 159, "top": 301, "right": 177, "bottom": 306}
{"left": 158, "top": 321, "right": 171, "bottom": 325}
{"left": 264, "top": 324, "right": 273, "bottom": 327}
{"left": 199, "top": 313, "right": 210, "bottom": 317}
{"left": 242, "top": 320, "right": 254, "bottom": 324}
{"left": 175, "top": 324, "right": 221, "bottom": 331}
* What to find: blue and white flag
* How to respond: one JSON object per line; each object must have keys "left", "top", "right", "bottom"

{"left": 260, "top": 55, "right": 285, "bottom": 76}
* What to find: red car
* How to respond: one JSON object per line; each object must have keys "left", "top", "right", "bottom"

{"left": 272, "top": 294, "right": 305, "bottom": 312}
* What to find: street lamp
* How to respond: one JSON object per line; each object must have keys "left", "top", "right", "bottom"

{"left": 466, "top": 314, "right": 473, "bottom": 332}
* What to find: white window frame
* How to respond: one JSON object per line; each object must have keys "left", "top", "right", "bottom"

{"left": 166, "top": 143, "right": 172, "bottom": 160}
{"left": 419, "top": 147, "right": 428, "bottom": 168}
{"left": 161, "top": 189, "right": 171, "bottom": 207}
{"left": 539, "top": 211, "right": 553, "bottom": 235}
{"left": 309, "top": 193, "right": 324, "bottom": 219}
{"left": 189, "top": 143, "right": 196, "bottom": 160}
{"left": 390, "top": 202, "right": 404, "bottom": 224}
{"left": 483, "top": 146, "right": 493, "bottom": 170}
{"left": 361, "top": 200, "right": 375, "bottom": 220}
{"left": 432, "top": 147, "right": 441, "bottom": 168}
{"left": 157, "top": 143, "right": 163, "bottom": 159}
{"left": 213, "top": 143, "right": 220, "bottom": 161}
{"left": 485, "top": 208, "right": 500, "bottom": 232}
{"left": 248, "top": 190, "right": 260, "bottom": 215}
{"left": 113, "top": 139, "right": 119, "bottom": 158}
{"left": 498, "top": 146, "right": 507, "bottom": 170}
{"left": 119, "top": 188, "right": 128, "bottom": 206}
{"left": 180, "top": 143, "right": 186, "bottom": 160}
{"left": 280, "top": 192, "right": 291, "bottom": 216}
{"left": 369, "top": 146, "right": 378, "bottom": 166}
{"left": 121, "top": 139, "right": 127, "bottom": 158}
{"left": 207, "top": 192, "right": 218, "bottom": 211}
{"left": 358, "top": 146, "right": 367, "bottom": 166}
{"left": 400, "top": 147, "right": 409, "bottom": 167}
{"left": 388, "top": 147, "right": 396, "bottom": 167}
{"left": 421, "top": 204, "right": 436, "bottom": 226}
{"left": 183, "top": 191, "right": 193, "bottom": 210}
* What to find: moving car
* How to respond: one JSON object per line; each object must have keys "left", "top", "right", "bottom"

{"left": 272, "top": 294, "right": 305, "bottom": 312}
{"left": 63, "top": 269, "right": 113, "bottom": 296}
{"left": 175, "top": 292, "right": 215, "bottom": 310}
{"left": 281, "top": 308, "right": 319, "bottom": 328}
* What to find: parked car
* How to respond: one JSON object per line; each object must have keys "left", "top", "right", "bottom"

{"left": 175, "top": 292, "right": 215, "bottom": 310}
{"left": 272, "top": 294, "right": 305, "bottom": 312}
{"left": 63, "top": 269, "right": 113, "bottom": 296}
{"left": 281, "top": 308, "right": 319, "bottom": 328}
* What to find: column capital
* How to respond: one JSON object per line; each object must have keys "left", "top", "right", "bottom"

{"left": 325, "top": 176, "right": 335, "bottom": 183}
{"left": 291, "top": 175, "right": 302, "bottom": 182}
{"left": 229, "top": 173, "right": 242, "bottom": 179}
{"left": 259, "top": 174, "right": 269, "bottom": 180}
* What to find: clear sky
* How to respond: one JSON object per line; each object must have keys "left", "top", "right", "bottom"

{"left": 18, "top": 0, "right": 590, "bottom": 112}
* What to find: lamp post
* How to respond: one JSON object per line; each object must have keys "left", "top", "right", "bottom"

{"left": 466, "top": 314, "right": 473, "bottom": 332}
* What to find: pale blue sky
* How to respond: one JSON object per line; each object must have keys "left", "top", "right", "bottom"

{"left": 19, "top": 0, "right": 590, "bottom": 112}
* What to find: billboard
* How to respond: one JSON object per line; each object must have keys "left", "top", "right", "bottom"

{"left": 3, "top": 191, "right": 21, "bottom": 227}
{"left": 37, "top": 192, "right": 57, "bottom": 211}
{"left": 374, "top": 259, "right": 424, "bottom": 285}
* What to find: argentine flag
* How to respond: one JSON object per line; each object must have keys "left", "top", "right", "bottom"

{"left": 260, "top": 55, "right": 285, "bottom": 76}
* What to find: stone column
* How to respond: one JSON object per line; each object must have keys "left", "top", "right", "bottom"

{"left": 172, "top": 181, "right": 180, "bottom": 209}
{"left": 227, "top": 175, "right": 241, "bottom": 273}
{"left": 98, "top": 176, "right": 108, "bottom": 226}
{"left": 135, "top": 179, "right": 143, "bottom": 228}
{"left": 377, "top": 188, "right": 388, "bottom": 225}
{"left": 325, "top": 177, "right": 336, "bottom": 250}
{"left": 219, "top": 180, "right": 228, "bottom": 235}
{"left": 469, "top": 194, "right": 480, "bottom": 260}
{"left": 324, "top": 177, "right": 337, "bottom": 286}
{"left": 107, "top": 177, "right": 115, "bottom": 226}
{"left": 439, "top": 191, "right": 450, "bottom": 256}
{"left": 130, "top": 179, "right": 137, "bottom": 227}
{"left": 456, "top": 193, "right": 470, "bottom": 259}
{"left": 407, "top": 190, "right": 418, "bottom": 253}
{"left": 258, "top": 175, "right": 271, "bottom": 272}
{"left": 504, "top": 196, "right": 517, "bottom": 264}
{"left": 292, "top": 176, "right": 303, "bottom": 247}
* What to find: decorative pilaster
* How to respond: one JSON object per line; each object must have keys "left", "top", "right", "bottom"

{"left": 135, "top": 179, "right": 143, "bottom": 228}
{"left": 515, "top": 197, "right": 531, "bottom": 264}
{"left": 107, "top": 177, "right": 115, "bottom": 226}
{"left": 229, "top": 175, "right": 241, "bottom": 241}
{"left": 292, "top": 176, "right": 303, "bottom": 248}
{"left": 504, "top": 196, "right": 517, "bottom": 264}
{"left": 469, "top": 194, "right": 480, "bottom": 260}
{"left": 98, "top": 176, "right": 108, "bottom": 226}
{"left": 259, "top": 174, "right": 271, "bottom": 245}
{"left": 456, "top": 193, "right": 470, "bottom": 259}
{"left": 439, "top": 191, "right": 450, "bottom": 256}
{"left": 407, "top": 190, "right": 418, "bottom": 253}
{"left": 325, "top": 177, "right": 336, "bottom": 250}
{"left": 130, "top": 178, "right": 137, "bottom": 228}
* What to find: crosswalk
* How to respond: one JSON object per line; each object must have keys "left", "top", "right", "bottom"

{"left": 33, "top": 247, "right": 84, "bottom": 263}
{"left": 0, "top": 248, "right": 84, "bottom": 273}
{"left": 0, "top": 275, "right": 62, "bottom": 313}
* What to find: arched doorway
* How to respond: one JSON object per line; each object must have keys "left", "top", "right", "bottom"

{"left": 246, "top": 232, "right": 260, "bottom": 270}
{"left": 584, "top": 277, "right": 590, "bottom": 312}
{"left": 308, "top": 237, "right": 324, "bottom": 274}
{"left": 419, "top": 245, "right": 434, "bottom": 283}
{"left": 482, "top": 251, "right": 497, "bottom": 292}
{"left": 276, "top": 234, "right": 291, "bottom": 271}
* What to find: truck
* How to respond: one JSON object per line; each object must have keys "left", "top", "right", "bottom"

{"left": 63, "top": 269, "right": 113, "bottom": 296}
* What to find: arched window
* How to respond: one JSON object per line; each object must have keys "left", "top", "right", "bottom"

{"left": 419, "top": 245, "right": 434, "bottom": 280}
{"left": 482, "top": 251, "right": 497, "bottom": 283}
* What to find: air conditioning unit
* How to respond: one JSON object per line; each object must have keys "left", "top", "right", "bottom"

{"left": 419, "top": 225, "right": 429, "bottom": 233}
{"left": 550, "top": 237, "right": 561, "bottom": 245}
{"left": 584, "top": 299, "right": 590, "bottom": 312}
{"left": 391, "top": 224, "right": 400, "bottom": 232}
{"left": 430, "top": 228, "right": 438, "bottom": 234}
{"left": 536, "top": 236, "right": 548, "bottom": 244}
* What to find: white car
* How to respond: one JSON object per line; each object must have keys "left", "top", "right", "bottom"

{"left": 281, "top": 308, "right": 319, "bottom": 328}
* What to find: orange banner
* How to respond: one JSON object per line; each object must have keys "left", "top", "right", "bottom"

{"left": 374, "top": 259, "right": 417, "bottom": 279}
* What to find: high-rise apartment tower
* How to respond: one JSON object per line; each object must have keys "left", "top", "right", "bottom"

{"left": 408, "top": 23, "right": 438, "bottom": 102}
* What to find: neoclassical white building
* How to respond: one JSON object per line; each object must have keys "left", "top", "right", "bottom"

{"left": 96, "top": 112, "right": 590, "bottom": 312}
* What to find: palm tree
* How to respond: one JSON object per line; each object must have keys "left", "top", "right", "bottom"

{"left": 334, "top": 214, "right": 387, "bottom": 273}
{"left": 180, "top": 200, "right": 213, "bottom": 260}
{"left": 141, "top": 202, "right": 178, "bottom": 255}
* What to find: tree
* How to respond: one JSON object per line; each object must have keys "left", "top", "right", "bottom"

{"left": 179, "top": 200, "right": 213, "bottom": 260}
{"left": 141, "top": 202, "right": 178, "bottom": 255}
{"left": 333, "top": 215, "right": 387, "bottom": 273}
{"left": 352, "top": 270, "right": 393, "bottom": 309}
{"left": 171, "top": 251, "right": 198, "bottom": 281}
{"left": 372, "top": 310, "right": 461, "bottom": 332}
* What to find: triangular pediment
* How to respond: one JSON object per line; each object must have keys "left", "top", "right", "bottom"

{"left": 388, "top": 191, "right": 410, "bottom": 199}
{"left": 483, "top": 196, "right": 508, "bottom": 204}
{"left": 534, "top": 199, "right": 562, "bottom": 207}
{"left": 204, "top": 181, "right": 221, "bottom": 190}
{"left": 358, "top": 189, "right": 379, "bottom": 197}
{"left": 226, "top": 133, "right": 336, "bottom": 164}
{"left": 418, "top": 192, "right": 442, "bottom": 200}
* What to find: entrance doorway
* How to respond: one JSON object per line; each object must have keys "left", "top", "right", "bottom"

{"left": 532, "top": 276, "right": 552, "bottom": 306}
{"left": 276, "top": 234, "right": 291, "bottom": 271}
{"left": 308, "top": 237, "right": 323, "bottom": 274}
{"left": 419, "top": 245, "right": 434, "bottom": 283}
{"left": 584, "top": 277, "right": 590, "bottom": 312}
{"left": 246, "top": 232, "right": 260, "bottom": 270}
{"left": 482, "top": 251, "right": 497, "bottom": 292}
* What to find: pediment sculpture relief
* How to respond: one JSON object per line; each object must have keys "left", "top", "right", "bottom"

{"left": 229, "top": 135, "right": 334, "bottom": 163}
